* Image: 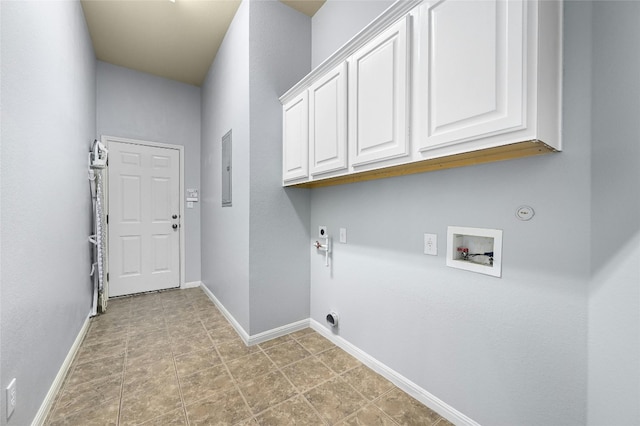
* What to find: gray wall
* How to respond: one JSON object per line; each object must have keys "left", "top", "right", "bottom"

{"left": 248, "top": 1, "right": 311, "bottom": 335}
{"left": 309, "top": 1, "right": 590, "bottom": 424}
{"left": 0, "top": 1, "right": 96, "bottom": 425}
{"left": 200, "top": 0, "right": 311, "bottom": 336}
{"left": 96, "top": 61, "right": 202, "bottom": 284}
{"left": 588, "top": 1, "right": 640, "bottom": 424}
{"left": 311, "top": 0, "right": 393, "bottom": 68}
{"left": 201, "top": 0, "right": 252, "bottom": 331}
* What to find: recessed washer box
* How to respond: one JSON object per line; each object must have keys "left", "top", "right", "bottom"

{"left": 447, "top": 226, "right": 503, "bottom": 277}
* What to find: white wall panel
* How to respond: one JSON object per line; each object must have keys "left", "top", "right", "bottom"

{"left": 0, "top": 2, "right": 96, "bottom": 425}
{"left": 200, "top": 0, "right": 252, "bottom": 331}
{"left": 588, "top": 1, "right": 640, "bottom": 424}
{"left": 248, "top": 0, "right": 311, "bottom": 335}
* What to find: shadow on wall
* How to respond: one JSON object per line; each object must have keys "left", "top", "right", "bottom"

{"left": 284, "top": 186, "right": 312, "bottom": 232}
{"left": 590, "top": 183, "right": 640, "bottom": 278}
{"left": 590, "top": 231, "right": 640, "bottom": 289}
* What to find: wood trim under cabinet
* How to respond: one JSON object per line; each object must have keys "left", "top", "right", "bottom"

{"left": 288, "top": 140, "right": 558, "bottom": 188}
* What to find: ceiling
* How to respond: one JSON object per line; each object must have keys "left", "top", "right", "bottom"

{"left": 81, "top": 0, "right": 324, "bottom": 87}
{"left": 281, "top": 0, "right": 325, "bottom": 17}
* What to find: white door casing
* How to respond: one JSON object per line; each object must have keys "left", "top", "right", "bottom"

{"left": 106, "top": 137, "right": 183, "bottom": 297}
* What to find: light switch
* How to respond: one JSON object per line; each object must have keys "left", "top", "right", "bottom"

{"left": 339, "top": 228, "right": 347, "bottom": 243}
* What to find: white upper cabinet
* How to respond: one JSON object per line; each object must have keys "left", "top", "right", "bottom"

{"left": 279, "top": 0, "right": 561, "bottom": 187}
{"left": 418, "top": 0, "right": 525, "bottom": 150}
{"left": 349, "top": 15, "right": 411, "bottom": 167}
{"left": 282, "top": 91, "right": 309, "bottom": 183}
{"left": 309, "top": 62, "right": 348, "bottom": 176}
{"left": 416, "top": 0, "right": 561, "bottom": 153}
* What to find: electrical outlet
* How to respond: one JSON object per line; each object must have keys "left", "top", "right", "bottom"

{"left": 6, "top": 378, "right": 16, "bottom": 419}
{"left": 318, "top": 226, "right": 327, "bottom": 239}
{"left": 339, "top": 228, "right": 347, "bottom": 243}
{"left": 424, "top": 233, "right": 437, "bottom": 256}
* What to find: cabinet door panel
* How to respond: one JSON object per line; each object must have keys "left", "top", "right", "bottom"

{"left": 310, "top": 62, "right": 348, "bottom": 175}
{"left": 350, "top": 16, "right": 410, "bottom": 167}
{"left": 420, "top": 0, "right": 525, "bottom": 150}
{"left": 282, "top": 92, "right": 309, "bottom": 182}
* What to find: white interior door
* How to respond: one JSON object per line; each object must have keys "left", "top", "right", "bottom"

{"left": 108, "top": 140, "right": 181, "bottom": 297}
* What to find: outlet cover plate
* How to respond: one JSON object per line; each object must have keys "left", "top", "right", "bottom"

{"left": 424, "top": 233, "right": 437, "bottom": 255}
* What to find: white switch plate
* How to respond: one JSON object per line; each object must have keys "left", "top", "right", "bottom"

{"left": 186, "top": 188, "right": 199, "bottom": 202}
{"left": 339, "top": 228, "right": 347, "bottom": 243}
{"left": 6, "top": 378, "right": 16, "bottom": 419}
{"left": 424, "top": 233, "right": 437, "bottom": 256}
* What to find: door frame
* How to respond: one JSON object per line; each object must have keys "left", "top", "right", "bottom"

{"left": 102, "top": 135, "right": 186, "bottom": 297}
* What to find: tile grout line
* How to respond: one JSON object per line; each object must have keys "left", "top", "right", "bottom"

{"left": 260, "top": 333, "right": 378, "bottom": 424}
{"left": 116, "top": 308, "right": 133, "bottom": 426}
{"left": 169, "top": 306, "right": 191, "bottom": 426}
{"left": 349, "top": 389, "right": 401, "bottom": 425}
{"left": 203, "top": 315, "right": 256, "bottom": 425}
{"left": 257, "top": 342, "right": 331, "bottom": 425}
{"left": 47, "top": 289, "right": 437, "bottom": 426}
{"left": 260, "top": 332, "right": 374, "bottom": 424}
{"left": 285, "top": 334, "right": 340, "bottom": 425}
{"left": 122, "top": 304, "right": 177, "bottom": 425}
{"left": 332, "top": 363, "right": 399, "bottom": 425}
{"left": 289, "top": 332, "right": 398, "bottom": 426}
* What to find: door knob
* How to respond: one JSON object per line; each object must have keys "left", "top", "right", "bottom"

{"left": 172, "top": 214, "right": 178, "bottom": 219}
{"left": 172, "top": 224, "right": 178, "bottom": 229}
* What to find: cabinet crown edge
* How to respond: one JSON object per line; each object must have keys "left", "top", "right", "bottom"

{"left": 279, "top": 0, "right": 422, "bottom": 105}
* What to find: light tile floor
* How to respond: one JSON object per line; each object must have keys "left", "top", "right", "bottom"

{"left": 45, "top": 288, "right": 454, "bottom": 425}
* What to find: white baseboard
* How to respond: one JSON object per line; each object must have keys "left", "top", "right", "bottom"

{"left": 182, "top": 280, "right": 203, "bottom": 289}
{"left": 247, "top": 318, "right": 309, "bottom": 346}
{"left": 32, "top": 314, "right": 91, "bottom": 426}
{"left": 199, "top": 283, "right": 251, "bottom": 344}
{"left": 198, "top": 283, "right": 309, "bottom": 347}
{"left": 197, "top": 284, "right": 476, "bottom": 425}
{"left": 310, "top": 319, "right": 480, "bottom": 426}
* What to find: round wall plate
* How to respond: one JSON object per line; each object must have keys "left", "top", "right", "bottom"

{"left": 516, "top": 205, "right": 535, "bottom": 221}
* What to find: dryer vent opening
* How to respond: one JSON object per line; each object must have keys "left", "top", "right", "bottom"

{"left": 326, "top": 312, "right": 339, "bottom": 327}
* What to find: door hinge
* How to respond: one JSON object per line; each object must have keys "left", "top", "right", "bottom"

{"left": 107, "top": 273, "right": 109, "bottom": 282}
{"left": 106, "top": 215, "right": 109, "bottom": 224}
